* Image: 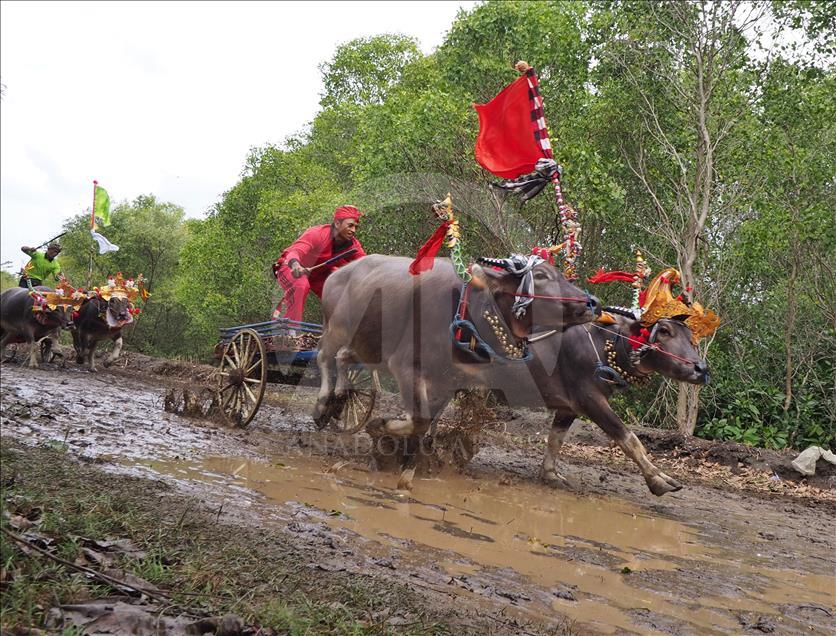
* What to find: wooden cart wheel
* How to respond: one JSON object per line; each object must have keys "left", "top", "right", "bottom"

{"left": 331, "top": 368, "right": 381, "bottom": 434}
{"left": 216, "top": 329, "right": 266, "bottom": 428}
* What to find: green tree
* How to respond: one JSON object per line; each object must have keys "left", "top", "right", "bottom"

{"left": 589, "top": 0, "right": 766, "bottom": 434}
{"left": 0, "top": 269, "right": 17, "bottom": 291}
{"left": 59, "top": 195, "right": 189, "bottom": 355}
{"left": 319, "top": 34, "right": 421, "bottom": 108}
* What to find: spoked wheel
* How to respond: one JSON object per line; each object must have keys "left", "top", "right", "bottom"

{"left": 331, "top": 367, "right": 381, "bottom": 434}
{"left": 216, "top": 329, "right": 266, "bottom": 428}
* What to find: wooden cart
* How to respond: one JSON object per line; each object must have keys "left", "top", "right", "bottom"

{"left": 214, "top": 318, "right": 380, "bottom": 430}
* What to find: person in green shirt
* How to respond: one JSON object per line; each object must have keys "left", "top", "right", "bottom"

{"left": 19, "top": 242, "right": 62, "bottom": 288}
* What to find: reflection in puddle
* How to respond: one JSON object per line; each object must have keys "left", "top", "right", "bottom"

{"left": 138, "top": 455, "right": 835, "bottom": 635}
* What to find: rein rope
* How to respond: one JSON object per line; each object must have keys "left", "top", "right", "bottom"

{"left": 502, "top": 291, "right": 590, "bottom": 303}
{"left": 589, "top": 323, "right": 695, "bottom": 365}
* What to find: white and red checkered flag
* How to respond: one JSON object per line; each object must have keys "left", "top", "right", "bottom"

{"left": 473, "top": 61, "right": 582, "bottom": 279}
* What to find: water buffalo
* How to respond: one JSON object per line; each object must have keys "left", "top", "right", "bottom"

{"left": 0, "top": 287, "right": 74, "bottom": 367}
{"left": 516, "top": 310, "right": 710, "bottom": 496}
{"left": 72, "top": 294, "right": 132, "bottom": 371}
{"left": 314, "top": 254, "right": 600, "bottom": 487}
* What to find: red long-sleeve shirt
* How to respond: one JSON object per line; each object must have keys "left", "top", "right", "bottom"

{"left": 278, "top": 224, "right": 366, "bottom": 295}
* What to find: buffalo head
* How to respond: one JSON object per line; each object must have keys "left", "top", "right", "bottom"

{"left": 472, "top": 255, "right": 599, "bottom": 338}
{"left": 30, "top": 287, "right": 76, "bottom": 330}
{"left": 635, "top": 318, "right": 710, "bottom": 385}
{"left": 107, "top": 296, "right": 131, "bottom": 324}
{"left": 54, "top": 304, "right": 76, "bottom": 330}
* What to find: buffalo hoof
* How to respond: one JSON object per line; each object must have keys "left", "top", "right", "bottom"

{"left": 313, "top": 395, "right": 345, "bottom": 429}
{"left": 647, "top": 473, "right": 682, "bottom": 496}
{"left": 365, "top": 418, "right": 387, "bottom": 438}
{"left": 541, "top": 468, "right": 571, "bottom": 489}
{"left": 396, "top": 467, "right": 416, "bottom": 491}
{"left": 311, "top": 399, "right": 330, "bottom": 429}
{"left": 103, "top": 359, "right": 112, "bottom": 368}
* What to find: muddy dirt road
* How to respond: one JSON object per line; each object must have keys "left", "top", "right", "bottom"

{"left": 1, "top": 358, "right": 834, "bottom": 635}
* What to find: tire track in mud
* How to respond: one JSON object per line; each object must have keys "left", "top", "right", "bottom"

{"left": 1, "top": 363, "right": 834, "bottom": 635}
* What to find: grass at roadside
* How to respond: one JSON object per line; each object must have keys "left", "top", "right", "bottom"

{"left": 0, "top": 438, "right": 455, "bottom": 635}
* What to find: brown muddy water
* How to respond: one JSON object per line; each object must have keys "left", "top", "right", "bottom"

{"left": 139, "top": 454, "right": 835, "bottom": 635}
{"left": 2, "top": 364, "right": 834, "bottom": 634}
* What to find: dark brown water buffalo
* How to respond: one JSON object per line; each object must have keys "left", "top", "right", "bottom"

{"left": 0, "top": 287, "right": 74, "bottom": 367}
{"left": 509, "top": 310, "right": 710, "bottom": 496}
{"left": 72, "top": 294, "right": 132, "bottom": 371}
{"left": 314, "top": 253, "right": 600, "bottom": 487}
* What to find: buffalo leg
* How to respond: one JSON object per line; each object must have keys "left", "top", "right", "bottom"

{"left": 367, "top": 368, "right": 450, "bottom": 491}
{"left": 25, "top": 333, "right": 39, "bottom": 368}
{"left": 0, "top": 332, "right": 11, "bottom": 363}
{"left": 86, "top": 339, "right": 100, "bottom": 372}
{"left": 103, "top": 334, "right": 123, "bottom": 367}
{"left": 368, "top": 366, "right": 442, "bottom": 438}
{"left": 313, "top": 340, "right": 338, "bottom": 426}
{"left": 72, "top": 330, "right": 84, "bottom": 364}
{"left": 541, "top": 413, "right": 575, "bottom": 486}
{"left": 39, "top": 335, "right": 53, "bottom": 363}
{"left": 583, "top": 399, "right": 682, "bottom": 496}
{"left": 333, "top": 346, "right": 355, "bottom": 397}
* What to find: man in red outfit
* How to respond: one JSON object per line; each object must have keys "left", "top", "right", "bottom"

{"left": 272, "top": 205, "right": 366, "bottom": 321}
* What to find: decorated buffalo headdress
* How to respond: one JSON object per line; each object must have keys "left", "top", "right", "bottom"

{"left": 588, "top": 257, "right": 720, "bottom": 345}
{"left": 94, "top": 272, "right": 150, "bottom": 305}
{"left": 476, "top": 253, "right": 545, "bottom": 318}
{"left": 639, "top": 269, "right": 720, "bottom": 344}
{"left": 30, "top": 276, "right": 87, "bottom": 313}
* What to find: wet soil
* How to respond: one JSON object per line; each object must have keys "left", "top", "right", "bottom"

{"left": 1, "top": 354, "right": 834, "bottom": 635}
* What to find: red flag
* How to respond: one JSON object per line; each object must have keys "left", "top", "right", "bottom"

{"left": 409, "top": 220, "right": 451, "bottom": 275}
{"left": 474, "top": 76, "right": 545, "bottom": 179}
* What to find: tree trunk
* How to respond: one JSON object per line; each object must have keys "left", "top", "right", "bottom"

{"left": 676, "top": 382, "right": 688, "bottom": 431}
{"left": 676, "top": 383, "right": 701, "bottom": 435}
{"left": 784, "top": 258, "right": 797, "bottom": 412}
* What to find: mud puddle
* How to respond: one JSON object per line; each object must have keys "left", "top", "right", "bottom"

{"left": 3, "top": 364, "right": 834, "bottom": 634}
{"left": 137, "top": 454, "right": 835, "bottom": 635}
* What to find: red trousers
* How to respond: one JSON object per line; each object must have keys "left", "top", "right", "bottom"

{"left": 272, "top": 264, "right": 326, "bottom": 322}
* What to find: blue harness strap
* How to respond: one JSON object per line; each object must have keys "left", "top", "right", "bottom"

{"left": 450, "top": 283, "right": 532, "bottom": 363}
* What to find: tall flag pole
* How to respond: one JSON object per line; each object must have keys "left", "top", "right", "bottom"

{"left": 87, "top": 180, "right": 97, "bottom": 287}
{"left": 91, "top": 180, "right": 98, "bottom": 229}
{"left": 89, "top": 180, "right": 118, "bottom": 255}
{"left": 473, "top": 61, "right": 582, "bottom": 280}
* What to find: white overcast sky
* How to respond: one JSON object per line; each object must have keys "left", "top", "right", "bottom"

{"left": 1, "top": 0, "right": 475, "bottom": 271}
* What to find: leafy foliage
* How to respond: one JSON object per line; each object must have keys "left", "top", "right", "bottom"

{"left": 0, "top": 269, "right": 17, "bottom": 291}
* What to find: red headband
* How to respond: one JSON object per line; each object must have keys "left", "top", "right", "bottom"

{"left": 334, "top": 205, "right": 363, "bottom": 222}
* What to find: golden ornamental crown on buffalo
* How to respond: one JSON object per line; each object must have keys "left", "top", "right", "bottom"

{"left": 94, "top": 272, "right": 150, "bottom": 303}
{"left": 639, "top": 268, "right": 720, "bottom": 344}
{"left": 32, "top": 272, "right": 151, "bottom": 313}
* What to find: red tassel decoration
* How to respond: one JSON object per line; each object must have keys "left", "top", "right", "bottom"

{"left": 587, "top": 268, "right": 638, "bottom": 284}
{"left": 631, "top": 328, "right": 651, "bottom": 350}
{"left": 409, "top": 220, "right": 452, "bottom": 275}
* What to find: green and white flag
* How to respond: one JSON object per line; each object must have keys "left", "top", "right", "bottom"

{"left": 93, "top": 183, "right": 111, "bottom": 228}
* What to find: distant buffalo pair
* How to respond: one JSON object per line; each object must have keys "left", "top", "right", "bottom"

{"left": 314, "top": 255, "right": 709, "bottom": 496}
{"left": 0, "top": 287, "right": 131, "bottom": 372}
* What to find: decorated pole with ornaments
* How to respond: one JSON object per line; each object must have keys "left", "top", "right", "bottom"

{"left": 472, "top": 60, "right": 583, "bottom": 280}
